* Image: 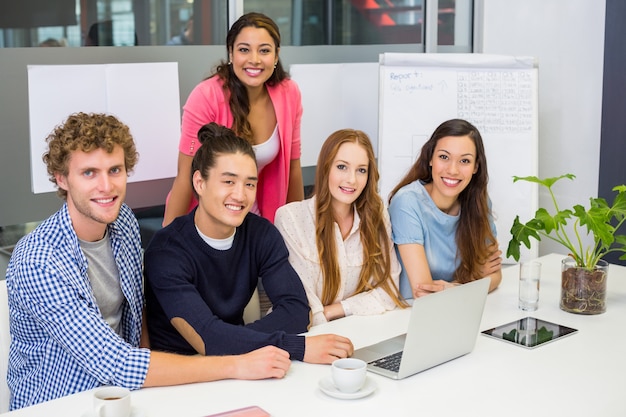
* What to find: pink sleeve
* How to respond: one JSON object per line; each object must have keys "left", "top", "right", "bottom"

{"left": 288, "top": 81, "right": 303, "bottom": 160}
{"left": 179, "top": 77, "right": 231, "bottom": 156}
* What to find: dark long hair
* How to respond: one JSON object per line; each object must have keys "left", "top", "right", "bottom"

{"left": 211, "top": 12, "right": 288, "bottom": 141}
{"left": 388, "top": 119, "right": 496, "bottom": 283}
{"left": 314, "top": 129, "right": 405, "bottom": 307}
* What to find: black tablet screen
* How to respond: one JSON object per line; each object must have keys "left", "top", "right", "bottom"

{"left": 481, "top": 317, "right": 577, "bottom": 349}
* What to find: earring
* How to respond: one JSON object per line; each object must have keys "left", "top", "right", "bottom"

{"left": 274, "top": 63, "right": 277, "bottom": 68}
{"left": 228, "top": 61, "right": 232, "bottom": 65}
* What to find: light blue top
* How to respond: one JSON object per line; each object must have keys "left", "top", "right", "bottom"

{"left": 388, "top": 180, "right": 496, "bottom": 299}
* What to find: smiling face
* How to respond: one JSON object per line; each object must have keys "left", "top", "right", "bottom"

{"left": 427, "top": 135, "right": 478, "bottom": 214}
{"left": 55, "top": 145, "right": 127, "bottom": 241}
{"left": 193, "top": 152, "right": 258, "bottom": 239}
{"left": 229, "top": 26, "right": 279, "bottom": 91}
{"left": 328, "top": 142, "right": 369, "bottom": 213}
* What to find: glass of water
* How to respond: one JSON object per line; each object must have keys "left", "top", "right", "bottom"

{"left": 519, "top": 261, "right": 541, "bottom": 311}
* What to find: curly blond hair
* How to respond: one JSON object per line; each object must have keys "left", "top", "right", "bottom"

{"left": 43, "top": 112, "right": 138, "bottom": 199}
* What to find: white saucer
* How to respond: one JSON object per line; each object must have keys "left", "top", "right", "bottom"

{"left": 81, "top": 405, "right": 145, "bottom": 417}
{"left": 318, "top": 376, "right": 376, "bottom": 400}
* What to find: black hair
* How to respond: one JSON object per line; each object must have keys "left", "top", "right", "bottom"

{"left": 190, "top": 122, "right": 257, "bottom": 189}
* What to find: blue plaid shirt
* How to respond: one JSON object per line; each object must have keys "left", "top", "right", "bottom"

{"left": 6, "top": 203, "right": 150, "bottom": 410}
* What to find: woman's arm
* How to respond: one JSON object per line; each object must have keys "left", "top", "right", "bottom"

{"left": 323, "top": 259, "right": 399, "bottom": 321}
{"left": 274, "top": 204, "right": 327, "bottom": 325}
{"left": 162, "top": 152, "right": 194, "bottom": 227}
{"left": 286, "top": 158, "right": 304, "bottom": 202}
{"left": 164, "top": 78, "right": 225, "bottom": 227}
{"left": 396, "top": 243, "right": 457, "bottom": 297}
{"left": 399, "top": 242, "right": 502, "bottom": 296}
{"left": 338, "top": 234, "right": 403, "bottom": 316}
{"left": 478, "top": 244, "right": 503, "bottom": 292}
{"left": 322, "top": 303, "right": 345, "bottom": 321}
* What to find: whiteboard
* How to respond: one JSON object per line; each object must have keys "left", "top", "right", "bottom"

{"left": 27, "top": 63, "right": 180, "bottom": 194}
{"left": 377, "top": 53, "right": 539, "bottom": 261}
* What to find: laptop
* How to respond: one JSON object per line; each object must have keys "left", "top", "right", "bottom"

{"left": 351, "top": 277, "right": 490, "bottom": 380}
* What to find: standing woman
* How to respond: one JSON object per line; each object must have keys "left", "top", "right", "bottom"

{"left": 388, "top": 119, "right": 502, "bottom": 299}
{"left": 275, "top": 129, "right": 406, "bottom": 326}
{"left": 163, "top": 12, "right": 303, "bottom": 225}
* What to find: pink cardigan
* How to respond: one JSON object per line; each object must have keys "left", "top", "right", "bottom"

{"left": 175, "top": 76, "right": 302, "bottom": 223}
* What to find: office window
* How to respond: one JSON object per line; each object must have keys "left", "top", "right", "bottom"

{"left": 0, "top": 0, "right": 472, "bottom": 50}
{"left": 0, "top": 0, "right": 76, "bottom": 29}
{"left": 244, "top": 0, "right": 425, "bottom": 46}
{"left": 243, "top": 0, "right": 472, "bottom": 49}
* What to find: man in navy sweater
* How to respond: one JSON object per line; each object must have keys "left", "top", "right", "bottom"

{"left": 145, "top": 123, "right": 353, "bottom": 369}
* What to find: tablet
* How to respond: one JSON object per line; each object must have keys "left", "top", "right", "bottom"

{"left": 481, "top": 317, "right": 578, "bottom": 349}
{"left": 205, "top": 406, "right": 270, "bottom": 417}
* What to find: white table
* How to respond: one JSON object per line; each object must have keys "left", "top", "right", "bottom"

{"left": 3, "top": 254, "right": 626, "bottom": 416}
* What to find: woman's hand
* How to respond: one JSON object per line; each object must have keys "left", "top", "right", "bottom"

{"left": 479, "top": 244, "right": 503, "bottom": 292}
{"left": 323, "top": 303, "right": 346, "bottom": 322}
{"left": 478, "top": 246, "right": 503, "bottom": 278}
{"left": 413, "top": 280, "right": 459, "bottom": 298}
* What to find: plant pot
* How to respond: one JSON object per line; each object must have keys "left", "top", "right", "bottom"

{"left": 560, "top": 257, "right": 608, "bottom": 315}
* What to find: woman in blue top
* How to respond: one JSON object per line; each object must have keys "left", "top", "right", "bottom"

{"left": 388, "top": 119, "right": 502, "bottom": 299}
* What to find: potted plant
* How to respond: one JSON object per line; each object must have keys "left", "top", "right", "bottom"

{"left": 507, "top": 174, "right": 626, "bottom": 314}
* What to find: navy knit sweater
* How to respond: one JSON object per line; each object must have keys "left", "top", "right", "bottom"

{"left": 144, "top": 211, "right": 309, "bottom": 360}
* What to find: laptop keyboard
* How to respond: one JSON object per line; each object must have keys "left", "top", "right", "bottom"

{"left": 370, "top": 351, "right": 403, "bottom": 372}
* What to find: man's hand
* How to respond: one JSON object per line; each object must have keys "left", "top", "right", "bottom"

{"left": 233, "top": 346, "right": 291, "bottom": 380}
{"left": 303, "top": 334, "right": 354, "bottom": 364}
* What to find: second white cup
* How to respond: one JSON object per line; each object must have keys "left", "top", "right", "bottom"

{"left": 93, "top": 386, "right": 131, "bottom": 417}
{"left": 331, "top": 358, "right": 367, "bottom": 393}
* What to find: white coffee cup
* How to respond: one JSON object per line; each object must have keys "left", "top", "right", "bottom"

{"left": 331, "top": 358, "right": 367, "bottom": 393}
{"left": 93, "top": 386, "right": 131, "bottom": 417}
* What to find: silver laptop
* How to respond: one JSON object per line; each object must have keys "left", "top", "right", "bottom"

{"left": 352, "top": 277, "right": 489, "bottom": 380}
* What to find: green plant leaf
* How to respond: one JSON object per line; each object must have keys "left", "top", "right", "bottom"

{"left": 613, "top": 184, "right": 626, "bottom": 193}
{"left": 609, "top": 187, "right": 626, "bottom": 221}
{"left": 535, "top": 207, "right": 571, "bottom": 234}
{"left": 614, "top": 235, "right": 626, "bottom": 260}
{"left": 507, "top": 175, "right": 626, "bottom": 268}
{"left": 615, "top": 235, "right": 626, "bottom": 245}
{"left": 576, "top": 204, "right": 615, "bottom": 247}
{"left": 506, "top": 238, "right": 521, "bottom": 262}
{"left": 506, "top": 215, "right": 543, "bottom": 261}
{"left": 512, "top": 174, "right": 575, "bottom": 188}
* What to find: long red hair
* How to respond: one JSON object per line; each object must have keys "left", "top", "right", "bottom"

{"left": 314, "top": 129, "right": 406, "bottom": 306}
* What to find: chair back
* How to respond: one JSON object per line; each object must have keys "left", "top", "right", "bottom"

{"left": 242, "top": 288, "right": 261, "bottom": 324}
{"left": 0, "top": 280, "right": 10, "bottom": 413}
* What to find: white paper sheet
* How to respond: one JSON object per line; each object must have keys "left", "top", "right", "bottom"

{"left": 28, "top": 62, "right": 180, "bottom": 194}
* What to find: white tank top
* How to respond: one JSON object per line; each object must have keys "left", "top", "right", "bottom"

{"left": 251, "top": 125, "right": 280, "bottom": 215}
{"left": 253, "top": 125, "right": 280, "bottom": 174}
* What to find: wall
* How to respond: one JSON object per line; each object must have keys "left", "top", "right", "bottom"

{"left": 0, "top": 43, "right": 417, "bottom": 227}
{"left": 478, "top": 0, "right": 606, "bottom": 257}
{"left": 0, "top": 1, "right": 609, "bottom": 258}
{"left": 599, "top": 0, "right": 626, "bottom": 265}
{"left": 0, "top": 45, "right": 223, "bottom": 227}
